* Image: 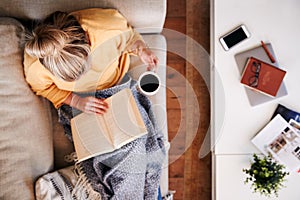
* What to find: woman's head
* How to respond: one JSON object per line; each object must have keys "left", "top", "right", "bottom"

{"left": 25, "top": 11, "right": 91, "bottom": 81}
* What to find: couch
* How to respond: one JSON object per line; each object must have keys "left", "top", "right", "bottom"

{"left": 0, "top": 0, "right": 169, "bottom": 199}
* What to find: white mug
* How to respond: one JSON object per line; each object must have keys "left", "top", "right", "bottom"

{"left": 137, "top": 71, "right": 161, "bottom": 96}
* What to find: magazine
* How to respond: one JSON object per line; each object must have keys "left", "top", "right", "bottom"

{"left": 272, "top": 104, "right": 300, "bottom": 123}
{"left": 251, "top": 114, "right": 300, "bottom": 171}
{"left": 289, "top": 119, "right": 300, "bottom": 135}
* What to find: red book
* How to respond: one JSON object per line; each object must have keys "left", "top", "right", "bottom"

{"left": 240, "top": 57, "right": 286, "bottom": 97}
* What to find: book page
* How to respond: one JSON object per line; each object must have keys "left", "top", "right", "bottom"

{"left": 71, "top": 113, "right": 114, "bottom": 161}
{"left": 104, "top": 88, "right": 147, "bottom": 148}
{"left": 70, "top": 88, "right": 147, "bottom": 161}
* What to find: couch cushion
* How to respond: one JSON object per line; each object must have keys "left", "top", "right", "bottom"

{"left": 128, "top": 34, "right": 169, "bottom": 197}
{"left": 0, "top": 18, "right": 53, "bottom": 199}
{"left": 0, "top": 0, "right": 166, "bottom": 33}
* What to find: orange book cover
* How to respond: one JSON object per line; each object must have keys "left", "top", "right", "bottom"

{"left": 240, "top": 57, "right": 286, "bottom": 97}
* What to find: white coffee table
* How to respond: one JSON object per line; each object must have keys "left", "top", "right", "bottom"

{"left": 211, "top": 0, "right": 300, "bottom": 199}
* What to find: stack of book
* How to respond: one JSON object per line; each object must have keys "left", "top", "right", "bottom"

{"left": 235, "top": 42, "right": 288, "bottom": 106}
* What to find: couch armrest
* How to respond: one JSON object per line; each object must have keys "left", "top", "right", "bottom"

{"left": 0, "top": 0, "right": 166, "bottom": 33}
{"left": 127, "top": 34, "right": 169, "bottom": 197}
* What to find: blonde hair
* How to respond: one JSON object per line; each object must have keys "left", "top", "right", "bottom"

{"left": 25, "top": 11, "right": 91, "bottom": 81}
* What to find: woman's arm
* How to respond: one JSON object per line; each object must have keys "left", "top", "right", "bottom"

{"left": 130, "top": 39, "right": 159, "bottom": 72}
{"left": 63, "top": 93, "right": 108, "bottom": 115}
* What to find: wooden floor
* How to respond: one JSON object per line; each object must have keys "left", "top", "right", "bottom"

{"left": 164, "top": 0, "right": 211, "bottom": 199}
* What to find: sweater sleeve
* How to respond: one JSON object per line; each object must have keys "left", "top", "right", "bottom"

{"left": 23, "top": 53, "right": 71, "bottom": 108}
{"left": 124, "top": 29, "right": 145, "bottom": 56}
{"left": 71, "top": 8, "right": 144, "bottom": 56}
{"left": 34, "top": 83, "right": 71, "bottom": 108}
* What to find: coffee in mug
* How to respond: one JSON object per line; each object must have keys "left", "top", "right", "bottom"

{"left": 137, "top": 71, "right": 161, "bottom": 96}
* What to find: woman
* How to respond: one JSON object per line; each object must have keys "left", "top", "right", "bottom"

{"left": 24, "top": 8, "right": 165, "bottom": 199}
{"left": 24, "top": 8, "right": 158, "bottom": 115}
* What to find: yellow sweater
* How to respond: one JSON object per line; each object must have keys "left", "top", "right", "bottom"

{"left": 24, "top": 8, "right": 142, "bottom": 108}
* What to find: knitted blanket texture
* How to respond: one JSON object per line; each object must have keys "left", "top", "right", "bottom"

{"left": 58, "top": 74, "right": 166, "bottom": 200}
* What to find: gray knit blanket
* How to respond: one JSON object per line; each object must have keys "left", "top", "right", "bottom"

{"left": 58, "top": 74, "right": 166, "bottom": 200}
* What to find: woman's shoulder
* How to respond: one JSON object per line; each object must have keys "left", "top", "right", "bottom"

{"left": 71, "top": 8, "right": 131, "bottom": 50}
{"left": 71, "top": 8, "right": 120, "bottom": 17}
{"left": 71, "top": 8, "right": 128, "bottom": 27}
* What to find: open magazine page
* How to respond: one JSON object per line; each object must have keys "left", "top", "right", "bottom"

{"left": 104, "top": 88, "right": 147, "bottom": 148}
{"left": 289, "top": 119, "right": 300, "bottom": 135}
{"left": 252, "top": 114, "right": 300, "bottom": 171}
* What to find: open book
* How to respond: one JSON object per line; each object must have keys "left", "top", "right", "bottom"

{"left": 252, "top": 114, "right": 300, "bottom": 171}
{"left": 71, "top": 88, "right": 147, "bottom": 162}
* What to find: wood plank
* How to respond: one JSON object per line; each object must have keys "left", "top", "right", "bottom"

{"left": 169, "top": 177, "right": 184, "bottom": 200}
{"left": 186, "top": 0, "right": 210, "bottom": 51}
{"left": 167, "top": 0, "right": 186, "bottom": 18}
{"left": 183, "top": 0, "right": 211, "bottom": 199}
{"left": 164, "top": 17, "right": 186, "bottom": 34}
{"left": 169, "top": 131, "right": 186, "bottom": 157}
{"left": 169, "top": 155, "right": 185, "bottom": 178}
{"left": 166, "top": 62, "right": 187, "bottom": 87}
{"left": 167, "top": 109, "right": 185, "bottom": 134}
{"left": 166, "top": 37, "right": 186, "bottom": 56}
{"left": 166, "top": 86, "right": 186, "bottom": 110}
{"left": 165, "top": 1, "right": 211, "bottom": 199}
{"left": 166, "top": 56, "right": 185, "bottom": 74}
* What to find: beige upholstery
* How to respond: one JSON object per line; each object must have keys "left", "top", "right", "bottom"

{"left": 0, "top": 18, "right": 53, "bottom": 200}
{"left": 0, "top": 0, "right": 168, "bottom": 198}
{"left": 128, "top": 34, "right": 169, "bottom": 196}
{"left": 0, "top": 0, "right": 166, "bottom": 33}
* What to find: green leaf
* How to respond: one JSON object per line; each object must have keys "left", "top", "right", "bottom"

{"left": 242, "top": 154, "right": 289, "bottom": 197}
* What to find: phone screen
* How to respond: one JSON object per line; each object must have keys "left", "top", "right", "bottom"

{"left": 223, "top": 27, "right": 248, "bottom": 49}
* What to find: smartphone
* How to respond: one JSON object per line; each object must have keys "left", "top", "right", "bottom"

{"left": 219, "top": 25, "right": 250, "bottom": 51}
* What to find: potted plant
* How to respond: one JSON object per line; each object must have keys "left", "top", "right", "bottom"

{"left": 243, "top": 154, "right": 289, "bottom": 197}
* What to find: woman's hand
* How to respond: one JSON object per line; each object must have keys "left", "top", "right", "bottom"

{"left": 65, "top": 94, "right": 109, "bottom": 114}
{"left": 139, "top": 48, "right": 159, "bottom": 72}
{"left": 75, "top": 96, "right": 109, "bottom": 114}
{"left": 131, "top": 40, "right": 159, "bottom": 72}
